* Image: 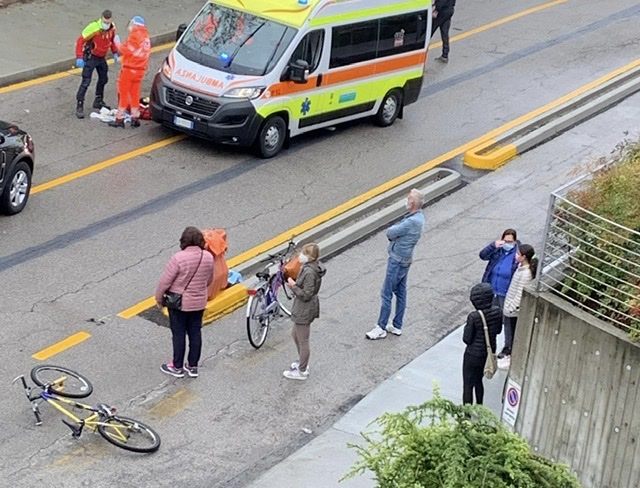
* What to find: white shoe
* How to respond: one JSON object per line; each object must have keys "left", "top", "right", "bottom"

{"left": 283, "top": 368, "right": 308, "bottom": 380}
{"left": 290, "top": 361, "right": 310, "bottom": 373}
{"left": 386, "top": 324, "right": 402, "bottom": 336}
{"left": 366, "top": 325, "right": 387, "bottom": 340}
{"left": 497, "top": 356, "right": 511, "bottom": 370}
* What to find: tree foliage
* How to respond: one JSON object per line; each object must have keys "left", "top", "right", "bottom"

{"left": 342, "top": 392, "right": 580, "bottom": 487}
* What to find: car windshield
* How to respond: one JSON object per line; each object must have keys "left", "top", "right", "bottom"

{"left": 177, "top": 3, "right": 297, "bottom": 76}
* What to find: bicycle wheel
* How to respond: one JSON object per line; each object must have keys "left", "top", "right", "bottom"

{"left": 98, "top": 416, "right": 161, "bottom": 453}
{"left": 273, "top": 274, "right": 293, "bottom": 317}
{"left": 246, "top": 290, "right": 270, "bottom": 349}
{"left": 31, "top": 365, "right": 93, "bottom": 398}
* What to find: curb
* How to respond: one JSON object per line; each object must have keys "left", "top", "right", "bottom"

{"left": 0, "top": 32, "right": 175, "bottom": 89}
{"left": 146, "top": 168, "right": 462, "bottom": 328}
{"left": 464, "top": 64, "right": 640, "bottom": 170}
{"left": 193, "top": 168, "right": 462, "bottom": 326}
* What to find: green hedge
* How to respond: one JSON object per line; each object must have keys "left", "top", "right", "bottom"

{"left": 561, "top": 140, "right": 640, "bottom": 340}
{"left": 343, "top": 392, "right": 580, "bottom": 487}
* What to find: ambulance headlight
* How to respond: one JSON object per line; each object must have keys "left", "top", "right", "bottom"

{"left": 161, "top": 58, "right": 172, "bottom": 79}
{"left": 222, "top": 87, "right": 265, "bottom": 100}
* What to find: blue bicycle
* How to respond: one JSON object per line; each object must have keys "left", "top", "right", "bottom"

{"left": 246, "top": 240, "right": 297, "bottom": 349}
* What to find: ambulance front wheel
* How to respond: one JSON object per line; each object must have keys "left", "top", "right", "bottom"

{"left": 256, "top": 115, "right": 286, "bottom": 159}
{"left": 374, "top": 89, "right": 403, "bottom": 127}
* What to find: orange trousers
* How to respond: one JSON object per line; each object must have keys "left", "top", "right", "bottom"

{"left": 116, "top": 67, "right": 145, "bottom": 119}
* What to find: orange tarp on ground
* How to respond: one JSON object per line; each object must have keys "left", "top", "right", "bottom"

{"left": 203, "top": 228, "right": 229, "bottom": 300}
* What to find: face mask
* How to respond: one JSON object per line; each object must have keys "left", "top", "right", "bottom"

{"left": 405, "top": 198, "right": 411, "bottom": 210}
{"left": 503, "top": 243, "right": 515, "bottom": 251}
{"left": 298, "top": 253, "right": 309, "bottom": 264}
{"left": 102, "top": 21, "right": 111, "bottom": 30}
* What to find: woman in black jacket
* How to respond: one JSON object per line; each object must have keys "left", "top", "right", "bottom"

{"left": 462, "top": 283, "right": 502, "bottom": 404}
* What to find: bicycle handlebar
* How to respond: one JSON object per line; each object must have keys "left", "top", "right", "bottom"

{"left": 260, "top": 240, "right": 297, "bottom": 263}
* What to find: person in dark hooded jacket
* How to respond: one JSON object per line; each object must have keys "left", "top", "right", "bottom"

{"left": 462, "top": 283, "right": 502, "bottom": 404}
{"left": 284, "top": 243, "right": 326, "bottom": 381}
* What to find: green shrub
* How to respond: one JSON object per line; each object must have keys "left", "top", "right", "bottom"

{"left": 342, "top": 392, "right": 580, "bottom": 487}
{"left": 558, "top": 140, "right": 640, "bottom": 340}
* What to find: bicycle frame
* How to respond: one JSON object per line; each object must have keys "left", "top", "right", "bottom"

{"left": 13, "top": 375, "right": 115, "bottom": 437}
{"left": 250, "top": 240, "right": 296, "bottom": 313}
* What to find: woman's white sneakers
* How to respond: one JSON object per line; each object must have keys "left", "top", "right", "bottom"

{"left": 283, "top": 368, "right": 309, "bottom": 380}
{"left": 497, "top": 356, "right": 511, "bottom": 370}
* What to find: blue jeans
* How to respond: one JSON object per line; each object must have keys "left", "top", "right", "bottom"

{"left": 377, "top": 258, "right": 410, "bottom": 329}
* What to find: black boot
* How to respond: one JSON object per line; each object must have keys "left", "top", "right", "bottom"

{"left": 108, "top": 118, "right": 125, "bottom": 128}
{"left": 130, "top": 118, "right": 140, "bottom": 128}
{"left": 93, "top": 96, "right": 111, "bottom": 110}
{"left": 76, "top": 100, "right": 85, "bottom": 119}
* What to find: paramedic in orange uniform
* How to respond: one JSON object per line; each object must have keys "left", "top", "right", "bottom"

{"left": 110, "top": 16, "right": 151, "bottom": 128}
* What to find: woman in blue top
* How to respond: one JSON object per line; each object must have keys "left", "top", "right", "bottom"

{"left": 479, "top": 228, "right": 520, "bottom": 356}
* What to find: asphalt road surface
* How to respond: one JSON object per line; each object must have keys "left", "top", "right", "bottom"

{"left": 1, "top": 0, "right": 639, "bottom": 486}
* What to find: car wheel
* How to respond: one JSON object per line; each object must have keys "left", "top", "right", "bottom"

{"left": 256, "top": 116, "right": 286, "bottom": 159}
{"left": 374, "top": 89, "right": 403, "bottom": 127}
{"left": 1, "top": 161, "right": 32, "bottom": 215}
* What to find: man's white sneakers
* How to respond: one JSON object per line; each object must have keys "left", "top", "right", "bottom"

{"left": 386, "top": 324, "right": 403, "bottom": 336}
{"left": 366, "top": 325, "right": 387, "bottom": 340}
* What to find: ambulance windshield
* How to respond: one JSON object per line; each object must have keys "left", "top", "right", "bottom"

{"left": 178, "top": 4, "right": 297, "bottom": 76}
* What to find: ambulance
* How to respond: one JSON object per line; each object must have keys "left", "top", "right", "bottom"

{"left": 150, "top": 0, "right": 432, "bottom": 158}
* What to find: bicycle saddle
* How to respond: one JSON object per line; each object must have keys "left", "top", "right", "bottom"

{"left": 256, "top": 270, "right": 270, "bottom": 280}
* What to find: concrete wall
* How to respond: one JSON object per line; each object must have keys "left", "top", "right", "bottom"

{"left": 508, "top": 289, "right": 640, "bottom": 488}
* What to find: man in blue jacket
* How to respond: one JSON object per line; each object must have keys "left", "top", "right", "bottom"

{"left": 366, "top": 189, "right": 425, "bottom": 340}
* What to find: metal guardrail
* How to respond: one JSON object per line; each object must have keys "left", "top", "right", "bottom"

{"left": 536, "top": 165, "right": 640, "bottom": 339}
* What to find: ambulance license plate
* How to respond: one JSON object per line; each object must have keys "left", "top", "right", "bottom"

{"left": 174, "top": 116, "right": 194, "bottom": 130}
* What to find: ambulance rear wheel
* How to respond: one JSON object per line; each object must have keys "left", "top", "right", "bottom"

{"left": 256, "top": 115, "right": 286, "bottom": 158}
{"left": 374, "top": 89, "right": 403, "bottom": 127}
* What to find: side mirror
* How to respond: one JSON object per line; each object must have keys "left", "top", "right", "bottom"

{"left": 176, "top": 23, "right": 187, "bottom": 42}
{"left": 288, "top": 59, "right": 310, "bottom": 84}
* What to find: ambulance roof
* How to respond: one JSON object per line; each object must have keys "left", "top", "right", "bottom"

{"left": 212, "top": 0, "right": 323, "bottom": 28}
{"left": 211, "top": 0, "right": 430, "bottom": 29}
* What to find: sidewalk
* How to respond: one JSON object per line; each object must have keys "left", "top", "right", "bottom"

{"left": 0, "top": 0, "right": 207, "bottom": 85}
{"left": 249, "top": 326, "right": 508, "bottom": 487}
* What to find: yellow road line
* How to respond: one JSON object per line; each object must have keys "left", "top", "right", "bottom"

{"left": 0, "top": 42, "right": 174, "bottom": 95}
{"left": 432, "top": 0, "right": 568, "bottom": 49}
{"left": 18, "top": 1, "right": 567, "bottom": 197}
{"left": 464, "top": 57, "right": 640, "bottom": 169}
{"left": 118, "top": 56, "right": 640, "bottom": 320}
{"left": 32, "top": 332, "right": 91, "bottom": 360}
{"left": 31, "top": 134, "right": 186, "bottom": 194}
{"left": 148, "top": 389, "right": 199, "bottom": 420}
{"left": 1, "top": 0, "right": 566, "bottom": 95}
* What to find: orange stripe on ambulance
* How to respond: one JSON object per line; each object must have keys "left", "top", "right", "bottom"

{"left": 149, "top": 0, "right": 432, "bottom": 158}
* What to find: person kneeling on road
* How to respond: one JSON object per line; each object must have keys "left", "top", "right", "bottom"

{"left": 75, "top": 10, "right": 119, "bottom": 119}
{"left": 109, "top": 16, "right": 151, "bottom": 128}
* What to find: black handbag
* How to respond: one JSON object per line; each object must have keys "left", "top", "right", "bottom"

{"left": 163, "top": 251, "right": 203, "bottom": 311}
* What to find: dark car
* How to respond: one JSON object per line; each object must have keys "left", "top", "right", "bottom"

{"left": 0, "top": 120, "right": 34, "bottom": 215}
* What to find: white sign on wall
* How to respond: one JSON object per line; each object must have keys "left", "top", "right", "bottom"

{"left": 502, "top": 378, "right": 522, "bottom": 428}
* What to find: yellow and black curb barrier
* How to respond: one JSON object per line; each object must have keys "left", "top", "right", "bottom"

{"left": 464, "top": 61, "right": 640, "bottom": 170}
